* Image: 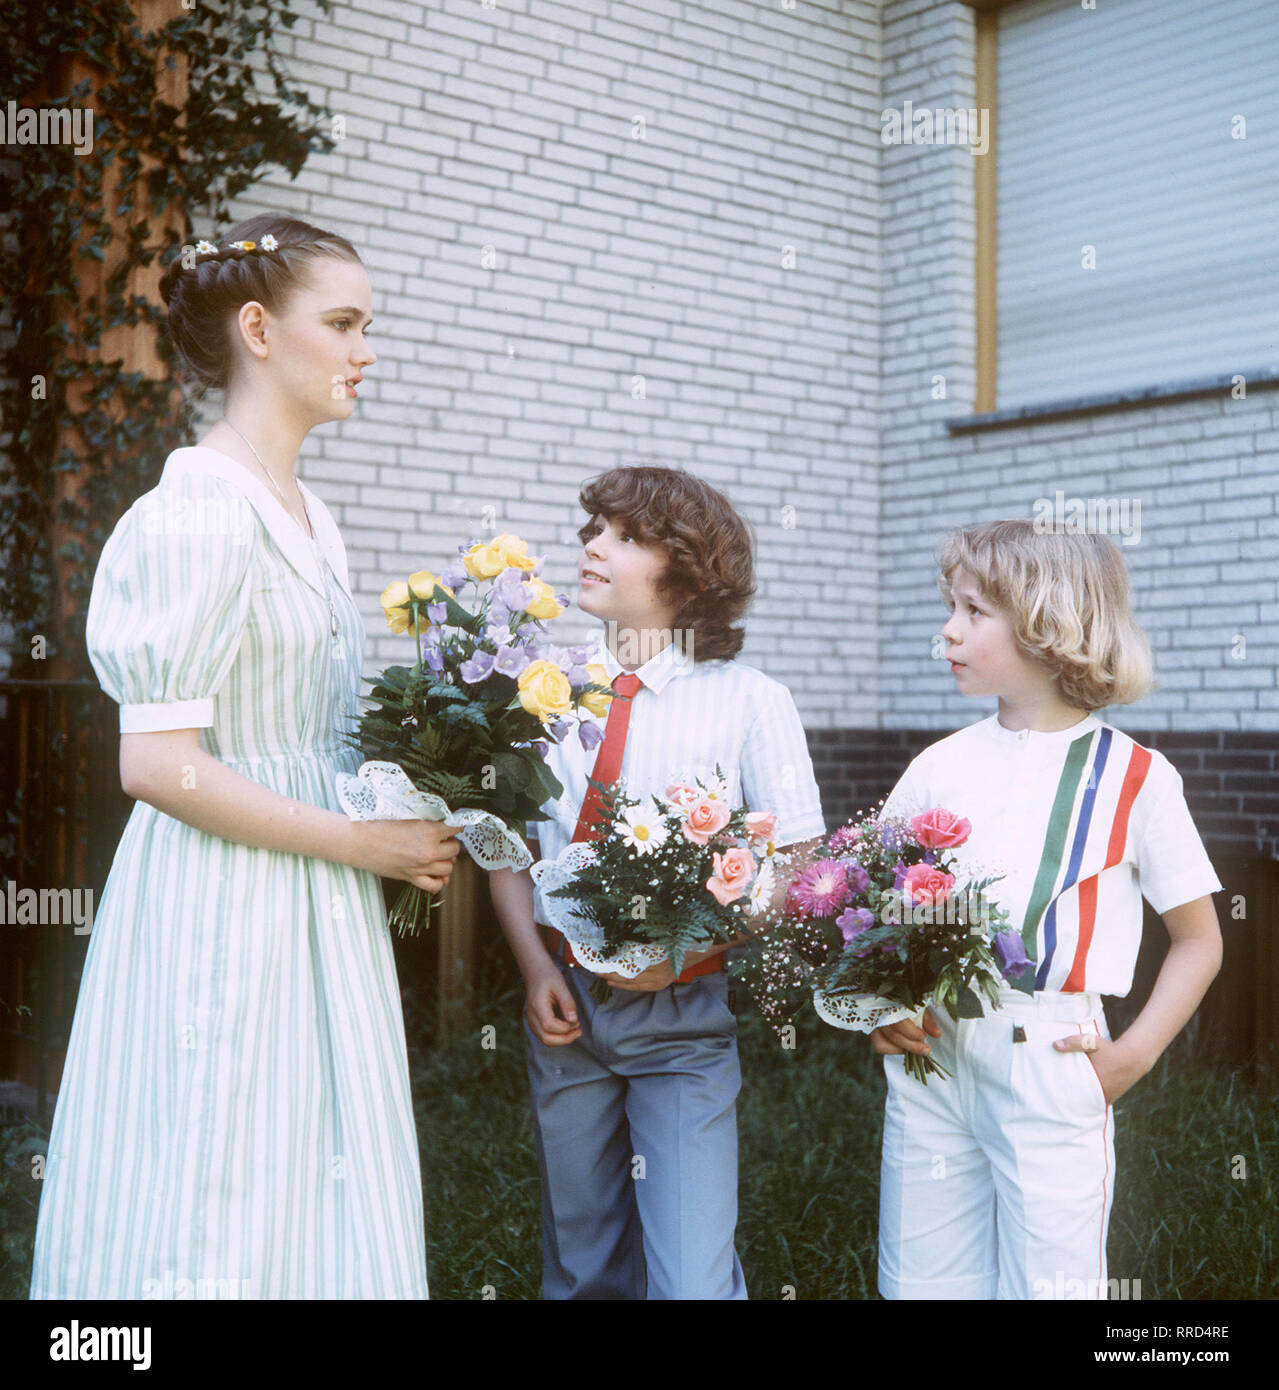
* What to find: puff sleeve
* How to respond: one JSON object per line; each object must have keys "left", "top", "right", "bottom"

{"left": 86, "top": 472, "right": 256, "bottom": 732}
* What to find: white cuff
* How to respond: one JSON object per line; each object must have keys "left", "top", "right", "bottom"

{"left": 119, "top": 698, "right": 214, "bottom": 733}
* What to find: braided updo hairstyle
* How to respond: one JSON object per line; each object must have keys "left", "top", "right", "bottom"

{"left": 159, "top": 213, "right": 362, "bottom": 393}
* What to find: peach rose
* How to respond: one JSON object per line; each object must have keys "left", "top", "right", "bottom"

{"left": 665, "top": 782, "right": 699, "bottom": 810}
{"left": 682, "top": 797, "right": 732, "bottom": 845}
{"left": 744, "top": 811, "right": 778, "bottom": 844}
{"left": 707, "top": 846, "right": 756, "bottom": 905}
{"left": 901, "top": 863, "right": 955, "bottom": 906}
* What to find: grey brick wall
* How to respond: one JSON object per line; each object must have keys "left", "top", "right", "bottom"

{"left": 204, "top": 0, "right": 883, "bottom": 729}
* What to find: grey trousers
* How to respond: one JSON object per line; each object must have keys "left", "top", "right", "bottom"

{"left": 523, "top": 961, "right": 748, "bottom": 1300}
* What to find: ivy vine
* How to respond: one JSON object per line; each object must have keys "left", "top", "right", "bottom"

{"left": 0, "top": 0, "right": 336, "bottom": 677}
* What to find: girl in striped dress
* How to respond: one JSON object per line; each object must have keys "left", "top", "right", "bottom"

{"left": 29, "top": 214, "right": 459, "bottom": 1299}
{"left": 871, "top": 520, "right": 1222, "bottom": 1300}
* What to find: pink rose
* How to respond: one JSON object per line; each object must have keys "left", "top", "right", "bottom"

{"left": 744, "top": 811, "right": 778, "bottom": 844}
{"left": 665, "top": 781, "right": 699, "bottom": 810}
{"left": 707, "top": 846, "right": 756, "bottom": 905}
{"left": 682, "top": 797, "right": 732, "bottom": 845}
{"left": 909, "top": 807, "right": 971, "bottom": 850}
{"left": 901, "top": 863, "right": 955, "bottom": 906}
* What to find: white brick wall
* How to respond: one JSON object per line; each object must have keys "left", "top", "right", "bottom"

{"left": 202, "top": 0, "right": 882, "bottom": 729}
{"left": 878, "top": 0, "right": 1279, "bottom": 732}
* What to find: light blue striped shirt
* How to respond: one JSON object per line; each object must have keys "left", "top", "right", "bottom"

{"left": 531, "top": 635, "right": 826, "bottom": 925}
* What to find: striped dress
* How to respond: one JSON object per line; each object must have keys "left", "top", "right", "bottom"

{"left": 29, "top": 445, "right": 429, "bottom": 1300}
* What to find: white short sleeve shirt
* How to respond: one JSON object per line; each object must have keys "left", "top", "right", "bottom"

{"left": 881, "top": 714, "right": 1221, "bottom": 998}
{"left": 531, "top": 638, "right": 826, "bottom": 927}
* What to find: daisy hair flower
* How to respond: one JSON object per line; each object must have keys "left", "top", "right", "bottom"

{"left": 786, "top": 859, "right": 853, "bottom": 917}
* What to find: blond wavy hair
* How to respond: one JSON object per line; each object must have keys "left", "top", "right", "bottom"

{"left": 937, "top": 520, "right": 1152, "bottom": 711}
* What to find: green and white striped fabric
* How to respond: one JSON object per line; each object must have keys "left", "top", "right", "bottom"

{"left": 30, "top": 446, "right": 429, "bottom": 1300}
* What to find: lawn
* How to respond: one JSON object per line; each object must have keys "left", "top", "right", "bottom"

{"left": 1, "top": 982, "right": 1273, "bottom": 1300}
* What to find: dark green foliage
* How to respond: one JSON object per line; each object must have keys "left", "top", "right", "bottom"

{"left": 1, "top": 0, "right": 335, "bottom": 673}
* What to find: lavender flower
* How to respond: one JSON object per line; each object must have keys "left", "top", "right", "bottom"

{"left": 836, "top": 906, "right": 874, "bottom": 944}
{"left": 493, "top": 643, "right": 529, "bottom": 678}
{"left": 485, "top": 622, "right": 514, "bottom": 648}
{"left": 441, "top": 558, "right": 469, "bottom": 590}
{"left": 459, "top": 650, "right": 495, "bottom": 684}
{"left": 578, "top": 720, "right": 604, "bottom": 751}
{"left": 531, "top": 739, "right": 550, "bottom": 759}
{"left": 426, "top": 601, "right": 447, "bottom": 624}
{"left": 567, "top": 644, "right": 593, "bottom": 666}
{"left": 567, "top": 664, "right": 591, "bottom": 689}
{"left": 892, "top": 860, "right": 911, "bottom": 890}
{"left": 845, "top": 861, "right": 870, "bottom": 895}
{"left": 493, "top": 567, "right": 533, "bottom": 612}
{"left": 993, "top": 931, "right": 1033, "bottom": 980}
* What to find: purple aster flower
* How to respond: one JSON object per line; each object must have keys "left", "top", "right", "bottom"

{"left": 786, "top": 860, "right": 853, "bottom": 918}
{"left": 993, "top": 931, "right": 1033, "bottom": 980}
{"left": 459, "top": 650, "right": 495, "bottom": 684}
{"left": 836, "top": 906, "right": 875, "bottom": 944}
{"left": 828, "top": 823, "right": 862, "bottom": 855}
{"left": 578, "top": 720, "right": 604, "bottom": 751}
{"left": 493, "top": 643, "right": 529, "bottom": 677}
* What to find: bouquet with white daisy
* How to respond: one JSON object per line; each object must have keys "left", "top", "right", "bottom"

{"left": 532, "top": 770, "right": 788, "bottom": 999}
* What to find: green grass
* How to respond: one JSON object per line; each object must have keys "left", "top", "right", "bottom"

{"left": 2, "top": 984, "right": 1274, "bottom": 1300}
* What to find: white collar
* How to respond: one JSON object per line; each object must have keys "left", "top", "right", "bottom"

{"left": 590, "top": 630, "right": 697, "bottom": 695}
{"left": 984, "top": 711, "right": 1101, "bottom": 747}
{"left": 161, "top": 445, "right": 350, "bottom": 600}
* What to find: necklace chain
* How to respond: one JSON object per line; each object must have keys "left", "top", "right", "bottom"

{"left": 220, "top": 418, "right": 340, "bottom": 639}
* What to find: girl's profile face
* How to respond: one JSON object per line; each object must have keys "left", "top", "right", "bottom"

{"left": 941, "top": 567, "right": 1046, "bottom": 701}
{"left": 237, "top": 257, "right": 377, "bottom": 422}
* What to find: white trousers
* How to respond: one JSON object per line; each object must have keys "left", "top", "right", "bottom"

{"left": 878, "top": 988, "right": 1115, "bottom": 1300}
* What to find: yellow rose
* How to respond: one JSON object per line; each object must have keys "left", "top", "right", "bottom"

{"left": 524, "top": 577, "right": 564, "bottom": 620}
{"left": 579, "top": 663, "right": 612, "bottom": 718}
{"left": 463, "top": 533, "right": 538, "bottom": 579}
{"left": 495, "top": 534, "right": 539, "bottom": 572}
{"left": 517, "top": 659, "right": 573, "bottom": 725}
{"left": 407, "top": 569, "right": 454, "bottom": 601}
{"left": 381, "top": 580, "right": 412, "bottom": 633}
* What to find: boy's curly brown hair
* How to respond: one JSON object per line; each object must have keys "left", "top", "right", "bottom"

{"left": 577, "top": 466, "right": 756, "bottom": 661}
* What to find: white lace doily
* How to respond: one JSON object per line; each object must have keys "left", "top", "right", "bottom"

{"left": 335, "top": 761, "right": 532, "bottom": 871}
{"left": 812, "top": 990, "right": 926, "bottom": 1034}
{"left": 529, "top": 841, "right": 672, "bottom": 979}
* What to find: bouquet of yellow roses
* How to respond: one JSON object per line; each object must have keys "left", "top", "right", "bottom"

{"left": 336, "top": 533, "right": 611, "bottom": 934}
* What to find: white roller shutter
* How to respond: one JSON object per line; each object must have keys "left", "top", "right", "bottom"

{"left": 996, "top": 0, "right": 1279, "bottom": 409}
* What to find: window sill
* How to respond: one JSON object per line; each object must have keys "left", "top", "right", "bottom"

{"left": 946, "top": 367, "right": 1279, "bottom": 434}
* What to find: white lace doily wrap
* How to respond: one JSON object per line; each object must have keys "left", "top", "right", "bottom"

{"left": 529, "top": 841, "right": 672, "bottom": 979}
{"left": 812, "top": 991, "right": 929, "bottom": 1034}
{"left": 335, "top": 761, "right": 532, "bottom": 871}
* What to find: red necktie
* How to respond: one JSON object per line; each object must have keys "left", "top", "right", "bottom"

{"left": 571, "top": 672, "right": 642, "bottom": 843}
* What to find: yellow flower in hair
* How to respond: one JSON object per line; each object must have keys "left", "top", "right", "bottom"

{"left": 232, "top": 240, "right": 256, "bottom": 251}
